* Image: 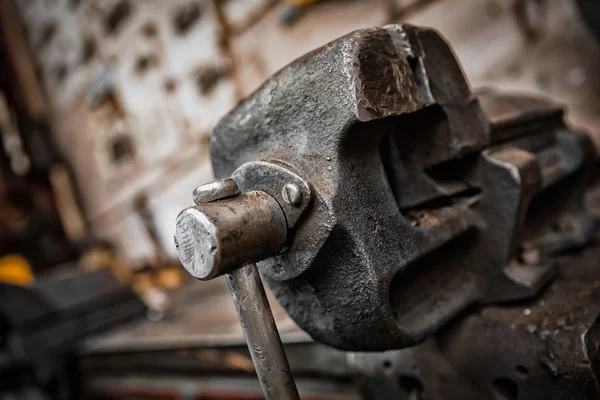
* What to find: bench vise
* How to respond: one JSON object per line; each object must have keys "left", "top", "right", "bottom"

{"left": 174, "top": 23, "right": 598, "bottom": 399}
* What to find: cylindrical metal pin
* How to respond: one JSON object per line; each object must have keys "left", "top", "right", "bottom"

{"left": 175, "top": 182, "right": 299, "bottom": 398}
{"left": 175, "top": 191, "right": 287, "bottom": 280}
{"left": 226, "top": 263, "right": 300, "bottom": 400}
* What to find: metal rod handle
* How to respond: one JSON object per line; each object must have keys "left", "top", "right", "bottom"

{"left": 226, "top": 263, "right": 300, "bottom": 400}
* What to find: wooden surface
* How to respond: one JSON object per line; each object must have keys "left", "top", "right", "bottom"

{"left": 86, "top": 277, "right": 300, "bottom": 348}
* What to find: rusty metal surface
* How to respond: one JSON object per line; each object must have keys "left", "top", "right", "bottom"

{"left": 350, "top": 241, "right": 600, "bottom": 399}
{"left": 80, "top": 242, "right": 600, "bottom": 399}
{"left": 227, "top": 263, "right": 300, "bottom": 399}
{"left": 202, "top": 24, "right": 596, "bottom": 352}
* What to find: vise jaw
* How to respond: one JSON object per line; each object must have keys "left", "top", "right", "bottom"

{"left": 183, "top": 24, "right": 596, "bottom": 351}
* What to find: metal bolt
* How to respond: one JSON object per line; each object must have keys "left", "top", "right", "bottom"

{"left": 193, "top": 178, "right": 240, "bottom": 204}
{"left": 281, "top": 183, "right": 302, "bottom": 206}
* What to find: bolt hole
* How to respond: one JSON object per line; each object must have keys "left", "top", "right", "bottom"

{"left": 81, "top": 36, "right": 97, "bottom": 65}
{"left": 135, "top": 54, "right": 160, "bottom": 75}
{"left": 173, "top": 1, "right": 203, "bottom": 35}
{"left": 515, "top": 365, "right": 529, "bottom": 379}
{"left": 194, "top": 65, "right": 231, "bottom": 96}
{"left": 105, "top": 0, "right": 133, "bottom": 35}
{"left": 141, "top": 22, "right": 158, "bottom": 38}
{"left": 492, "top": 377, "right": 519, "bottom": 400}
{"left": 398, "top": 375, "right": 424, "bottom": 396}
{"left": 382, "top": 360, "right": 392, "bottom": 371}
{"left": 109, "top": 134, "right": 135, "bottom": 164}
{"left": 164, "top": 78, "right": 178, "bottom": 94}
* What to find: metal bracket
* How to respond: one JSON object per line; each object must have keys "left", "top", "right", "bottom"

{"left": 232, "top": 161, "right": 312, "bottom": 229}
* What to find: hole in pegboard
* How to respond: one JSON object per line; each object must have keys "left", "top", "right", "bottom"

{"left": 135, "top": 54, "right": 160, "bottom": 75}
{"left": 54, "top": 64, "right": 68, "bottom": 84}
{"left": 141, "top": 22, "right": 158, "bottom": 38}
{"left": 104, "top": 0, "right": 133, "bottom": 35}
{"left": 194, "top": 64, "right": 231, "bottom": 96}
{"left": 173, "top": 1, "right": 203, "bottom": 35}
{"left": 492, "top": 377, "right": 519, "bottom": 400}
{"left": 81, "top": 36, "right": 97, "bottom": 64}
{"left": 38, "top": 22, "right": 57, "bottom": 49}
{"left": 164, "top": 78, "right": 177, "bottom": 94}
{"left": 109, "top": 134, "right": 135, "bottom": 164}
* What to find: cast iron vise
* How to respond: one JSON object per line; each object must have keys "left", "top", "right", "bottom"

{"left": 174, "top": 24, "right": 600, "bottom": 399}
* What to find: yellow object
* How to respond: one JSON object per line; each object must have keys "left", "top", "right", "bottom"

{"left": 0, "top": 255, "right": 34, "bottom": 286}
{"left": 286, "top": 0, "right": 318, "bottom": 6}
{"left": 154, "top": 265, "right": 186, "bottom": 290}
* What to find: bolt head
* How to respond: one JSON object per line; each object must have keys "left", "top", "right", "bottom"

{"left": 282, "top": 183, "right": 302, "bottom": 206}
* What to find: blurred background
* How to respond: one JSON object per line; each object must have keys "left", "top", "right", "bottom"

{"left": 0, "top": 0, "right": 599, "bottom": 398}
